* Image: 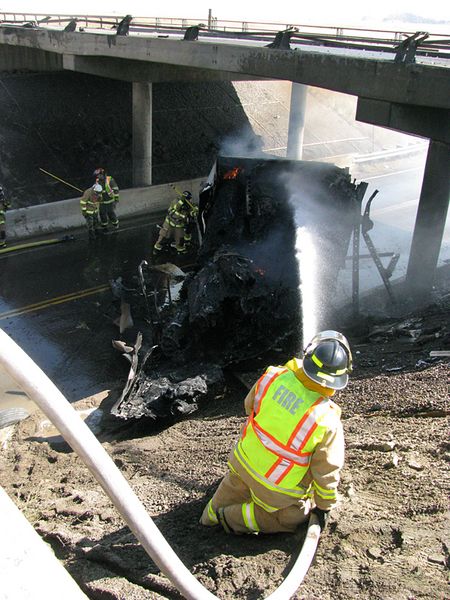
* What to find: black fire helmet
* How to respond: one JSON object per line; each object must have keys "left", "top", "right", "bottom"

{"left": 302, "top": 330, "right": 352, "bottom": 390}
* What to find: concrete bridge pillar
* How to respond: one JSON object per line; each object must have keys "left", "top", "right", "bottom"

{"left": 286, "top": 83, "right": 308, "bottom": 160}
{"left": 132, "top": 82, "right": 152, "bottom": 187}
{"left": 405, "top": 140, "right": 450, "bottom": 301}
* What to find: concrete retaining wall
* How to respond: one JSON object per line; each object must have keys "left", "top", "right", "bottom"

{"left": 5, "top": 177, "right": 204, "bottom": 240}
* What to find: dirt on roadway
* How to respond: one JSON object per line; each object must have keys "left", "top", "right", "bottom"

{"left": 0, "top": 279, "right": 449, "bottom": 600}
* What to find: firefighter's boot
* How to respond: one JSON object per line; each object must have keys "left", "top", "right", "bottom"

{"left": 171, "top": 242, "right": 187, "bottom": 254}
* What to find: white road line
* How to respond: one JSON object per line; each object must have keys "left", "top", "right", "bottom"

{"left": 362, "top": 167, "right": 422, "bottom": 181}
{"left": 303, "top": 137, "right": 367, "bottom": 147}
{"left": 371, "top": 199, "right": 419, "bottom": 216}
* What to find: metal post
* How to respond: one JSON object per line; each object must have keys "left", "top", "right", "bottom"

{"left": 405, "top": 140, "right": 450, "bottom": 301}
{"left": 208, "top": 9, "right": 212, "bottom": 29}
{"left": 352, "top": 182, "right": 368, "bottom": 316}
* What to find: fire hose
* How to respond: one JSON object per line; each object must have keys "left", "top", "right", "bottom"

{"left": 0, "top": 235, "right": 74, "bottom": 255}
{"left": 0, "top": 328, "right": 321, "bottom": 600}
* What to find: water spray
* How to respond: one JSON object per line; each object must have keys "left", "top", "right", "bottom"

{"left": 295, "top": 226, "right": 319, "bottom": 346}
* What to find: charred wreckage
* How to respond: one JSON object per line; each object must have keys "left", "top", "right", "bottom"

{"left": 108, "top": 156, "right": 395, "bottom": 424}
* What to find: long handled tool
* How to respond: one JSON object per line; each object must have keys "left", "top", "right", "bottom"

{"left": 39, "top": 168, "right": 83, "bottom": 194}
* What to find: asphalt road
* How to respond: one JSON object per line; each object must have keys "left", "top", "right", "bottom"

{"left": 0, "top": 213, "right": 196, "bottom": 406}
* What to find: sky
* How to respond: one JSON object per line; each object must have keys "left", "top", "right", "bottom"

{"left": 1, "top": 0, "right": 449, "bottom": 31}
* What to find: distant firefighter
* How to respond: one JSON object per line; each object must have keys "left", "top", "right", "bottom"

{"left": 93, "top": 167, "right": 120, "bottom": 232}
{"left": 0, "top": 185, "right": 11, "bottom": 248}
{"left": 201, "top": 330, "right": 352, "bottom": 535}
{"left": 154, "top": 189, "right": 198, "bottom": 254}
{"left": 80, "top": 183, "right": 101, "bottom": 240}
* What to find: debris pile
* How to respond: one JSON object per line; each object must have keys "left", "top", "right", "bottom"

{"left": 368, "top": 317, "right": 447, "bottom": 345}
{"left": 111, "top": 157, "right": 362, "bottom": 422}
{"left": 112, "top": 355, "right": 225, "bottom": 421}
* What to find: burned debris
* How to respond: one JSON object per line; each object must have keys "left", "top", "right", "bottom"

{"left": 111, "top": 336, "right": 225, "bottom": 421}
{"left": 110, "top": 156, "right": 364, "bottom": 423}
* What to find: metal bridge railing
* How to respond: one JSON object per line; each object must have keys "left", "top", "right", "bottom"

{"left": 0, "top": 12, "right": 449, "bottom": 62}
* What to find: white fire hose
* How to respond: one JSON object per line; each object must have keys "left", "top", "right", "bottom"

{"left": 0, "top": 328, "right": 321, "bottom": 600}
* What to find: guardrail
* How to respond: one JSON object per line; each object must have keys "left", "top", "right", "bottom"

{"left": 1, "top": 12, "right": 449, "bottom": 61}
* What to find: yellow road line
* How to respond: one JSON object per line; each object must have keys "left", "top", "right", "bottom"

{"left": 0, "top": 285, "right": 110, "bottom": 320}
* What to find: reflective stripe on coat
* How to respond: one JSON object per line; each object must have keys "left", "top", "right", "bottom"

{"left": 236, "top": 366, "right": 339, "bottom": 495}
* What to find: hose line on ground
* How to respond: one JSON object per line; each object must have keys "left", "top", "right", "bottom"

{"left": 0, "top": 328, "right": 321, "bottom": 600}
{"left": 0, "top": 238, "right": 64, "bottom": 255}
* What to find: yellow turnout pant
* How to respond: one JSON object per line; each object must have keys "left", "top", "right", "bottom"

{"left": 200, "top": 470, "right": 311, "bottom": 534}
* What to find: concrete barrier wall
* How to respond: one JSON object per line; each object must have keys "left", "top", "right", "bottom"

{"left": 0, "top": 486, "right": 88, "bottom": 599}
{"left": 5, "top": 177, "right": 204, "bottom": 240}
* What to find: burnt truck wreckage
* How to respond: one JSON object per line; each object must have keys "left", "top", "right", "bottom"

{"left": 108, "top": 156, "right": 391, "bottom": 423}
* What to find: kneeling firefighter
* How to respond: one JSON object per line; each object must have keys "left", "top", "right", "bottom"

{"left": 200, "top": 330, "right": 352, "bottom": 534}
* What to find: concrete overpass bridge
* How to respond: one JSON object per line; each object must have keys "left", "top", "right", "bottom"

{"left": 0, "top": 13, "right": 449, "bottom": 300}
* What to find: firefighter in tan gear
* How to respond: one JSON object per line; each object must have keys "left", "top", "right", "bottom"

{"left": 0, "top": 185, "right": 11, "bottom": 248}
{"left": 200, "top": 330, "right": 352, "bottom": 534}
{"left": 153, "top": 190, "right": 198, "bottom": 254}
{"left": 80, "top": 183, "right": 101, "bottom": 240}
{"left": 94, "top": 167, "right": 120, "bottom": 232}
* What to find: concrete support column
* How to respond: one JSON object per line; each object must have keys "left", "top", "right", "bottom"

{"left": 132, "top": 82, "right": 152, "bottom": 187}
{"left": 405, "top": 140, "right": 450, "bottom": 300}
{"left": 286, "top": 83, "right": 308, "bottom": 160}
